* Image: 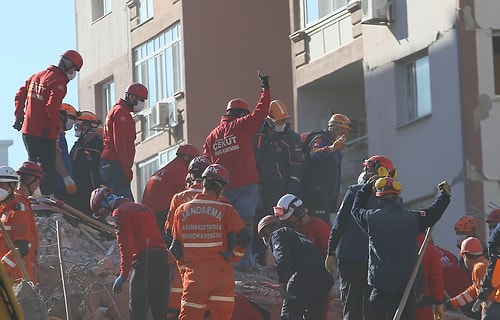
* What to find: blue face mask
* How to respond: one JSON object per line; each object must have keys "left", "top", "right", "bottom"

{"left": 101, "top": 193, "right": 124, "bottom": 211}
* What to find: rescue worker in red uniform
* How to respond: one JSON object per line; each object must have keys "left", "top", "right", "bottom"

{"left": 203, "top": 72, "right": 271, "bottom": 271}
{"left": 0, "top": 162, "right": 43, "bottom": 284}
{"left": 170, "top": 164, "right": 251, "bottom": 320}
{"left": 142, "top": 143, "right": 199, "bottom": 236}
{"left": 90, "top": 186, "right": 170, "bottom": 320}
{"left": 69, "top": 111, "right": 103, "bottom": 215}
{"left": 100, "top": 82, "right": 148, "bottom": 201}
{"left": 14, "top": 50, "right": 83, "bottom": 196}
{"left": 163, "top": 155, "right": 212, "bottom": 320}
{"left": 257, "top": 215, "right": 333, "bottom": 320}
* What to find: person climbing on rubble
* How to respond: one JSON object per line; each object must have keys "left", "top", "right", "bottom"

{"left": 445, "top": 237, "right": 500, "bottom": 318}
{"left": 301, "top": 113, "right": 352, "bottom": 225}
{"left": 257, "top": 214, "right": 333, "bottom": 320}
{"left": 0, "top": 162, "right": 44, "bottom": 284}
{"left": 203, "top": 71, "right": 271, "bottom": 272}
{"left": 351, "top": 177, "right": 451, "bottom": 320}
{"left": 169, "top": 164, "right": 251, "bottom": 320}
{"left": 90, "top": 185, "right": 170, "bottom": 320}
{"left": 69, "top": 111, "right": 103, "bottom": 216}
{"left": 142, "top": 143, "right": 199, "bottom": 238}
{"left": 325, "top": 154, "right": 397, "bottom": 320}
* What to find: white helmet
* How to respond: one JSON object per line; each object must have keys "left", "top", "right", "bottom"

{"left": 273, "top": 194, "right": 305, "bottom": 220}
{"left": 0, "top": 166, "right": 18, "bottom": 183}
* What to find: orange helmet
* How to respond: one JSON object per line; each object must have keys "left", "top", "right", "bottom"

{"left": 61, "top": 50, "right": 83, "bottom": 71}
{"left": 363, "top": 155, "right": 397, "bottom": 178}
{"left": 76, "top": 111, "right": 101, "bottom": 128}
{"left": 125, "top": 83, "right": 148, "bottom": 99}
{"left": 257, "top": 215, "right": 281, "bottom": 238}
{"left": 268, "top": 100, "right": 290, "bottom": 122}
{"left": 327, "top": 114, "right": 352, "bottom": 130}
{"left": 486, "top": 209, "right": 500, "bottom": 224}
{"left": 16, "top": 161, "right": 44, "bottom": 180}
{"left": 460, "top": 237, "right": 483, "bottom": 256}
{"left": 60, "top": 103, "right": 78, "bottom": 119}
{"left": 454, "top": 215, "right": 476, "bottom": 233}
{"left": 374, "top": 177, "right": 402, "bottom": 197}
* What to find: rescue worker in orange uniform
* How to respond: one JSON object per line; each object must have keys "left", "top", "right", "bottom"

{"left": 100, "top": 82, "right": 148, "bottom": 201}
{"left": 0, "top": 162, "right": 43, "bottom": 284}
{"left": 163, "top": 155, "right": 212, "bottom": 320}
{"left": 446, "top": 237, "right": 500, "bottom": 318}
{"left": 170, "top": 164, "right": 251, "bottom": 320}
{"left": 14, "top": 50, "right": 83, "bottom": 196}
{"left": 142, "top": 143, "right": 200, "bottom": 237}
{"left": 90, "top": 186, "right": 170, "bottom": 320}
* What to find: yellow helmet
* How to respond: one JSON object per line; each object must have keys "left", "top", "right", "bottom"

{"left": 268, "top": 100, "right": 290, "bottom": 123}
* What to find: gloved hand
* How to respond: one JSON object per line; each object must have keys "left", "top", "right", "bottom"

{"left": 258, "top": 71, "right": 271, "bottom": 89}
{"left": 438, "top": 181, "right": 451, "bottom": 197}
{"left": 13, "top": 117, "right": 23, "bottom": 131}
{"left": 324, "top": 254, "right": 338, "bottom": 275}
{"left": 472, "top": 298, "right": 487, "bottom": 312}
{"left": 112, "top": 276, "right": 126, "bottom": 294}
{"left": 63, "top": 176, "right": 77, "bottom": 194}
{"left": 13, "top": 240, "right": 29, "bottom": 256}
{"left": 279, "top": 283, "right": 295, "bottom": 300}
{"left": 433, "top": 304, "right": 444, "bottom": 320}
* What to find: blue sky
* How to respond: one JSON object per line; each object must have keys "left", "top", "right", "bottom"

{"left": 1, "top": 1, "right": 79, "bottom": 168}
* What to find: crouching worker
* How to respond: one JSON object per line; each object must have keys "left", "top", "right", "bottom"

{"left": 90, "top": 186, "right": 170, "bottom": 320}
{"left": 169, "top": 164, "right": 251, "bottom": 320}
{"left": 257, "top": 215, "right": 333, "bottom": 320}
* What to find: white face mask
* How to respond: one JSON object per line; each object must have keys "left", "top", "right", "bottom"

{"left": 65, "top": 119, "right": 75, "bottom": 131}
{"left": 456, "top": 234, "right": 468, "bottom": 248}
{"left": 133, "top": 101, "right": 145, "bottom": 113}
{"left": 66, "top": 70, "right": 76, "bottom": 81}
{"left": 32, "top": 187, "right": 42, "bottom": 198}
{"left": 273, "top": 123, "right": 286, "bottom": 133}
{"left": 357, "top": 171, "right": 366, "bottom": 184}
{"left": 0, "top": 189, "right": 9, "bottom": 202}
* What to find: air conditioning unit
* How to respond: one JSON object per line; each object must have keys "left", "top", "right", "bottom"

{"left": 361, "top": 0, "right": 392, "bottom": 25}
{"left": 150, "top": 101, "right": 179, "bottom": 130}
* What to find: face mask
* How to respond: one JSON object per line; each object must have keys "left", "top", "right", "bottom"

{"left": 357, "top": 171, "right": 366, "bottom": 184}
{"left": 66, "top": 70, "right": 76, "bottom": 81}
{"left": 0, "top": 189, "right": 9, "bottom": 202}
{"left": 32, "top": 187, "right": 42, "bottom": 198}
{"left": 65, "top": 119, "right": 75, "bottom": 131}
{"left": 456, "top": 234, "right": 468, "bottom": 248}
{"left": 133, "top": 101, "right": 145, "bottom": 113}
{"left": 273, "top": 123, "right": 286, "bottom": 133}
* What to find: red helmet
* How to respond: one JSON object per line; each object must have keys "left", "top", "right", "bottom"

{"left": 374, "top": 177, "right": 402, "bottom": 197}
{"left": 202, "top": 164, "right": 230, "bottom": 185}
{"left": 125, "top": 83, "right": 148, "bottom": 100}
{"left": 89, "top": 186, "right": 112, "bottom": 217}
{"left": 226, "top": 98, "right": 249, "bottom": 112}
{"left": 61, "top": 50, "right": 83, "bottom": 71}
{"left": 363, "top": 155, "right": 397, "bottom": 178}
{"left": 16, "top": 161, "right": 44, "bottom": 180}
{"left": 460, "top": 237, "right": 483, "bottom": 256}
{"left": 176, "top": 143, "right": 200, "bottom": 158}
{"left": 257, "top": 215, "right": 281, "bottom": 238}
{"left": 60, "top": 103, "right": 78, "bottom": 119}
{"left": 454, "top": 215, "right": 477, "bottom": 233}
{"left": 486, "top": 209, "right": 500, "bottom": 224}
{"left": 188, "top": 156, "right": 211, "bottom": 174}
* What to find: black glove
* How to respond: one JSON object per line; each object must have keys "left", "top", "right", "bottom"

{"left": 13, "top": 240, "right": 29, "bottom": 256}
{"left": 438, "top": 181, "right": 451, "bottom": 197}
{"left": 13, "top": 117, "right": 23, "bottom": 131}
{"left": 258, "top": 71, "right": 271, "bottom": 89}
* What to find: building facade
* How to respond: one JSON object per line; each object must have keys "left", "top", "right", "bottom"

{"left": 74, "top": 0, "right": 294, "bottom": 201}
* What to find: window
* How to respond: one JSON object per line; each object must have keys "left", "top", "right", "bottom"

{"left": 397, "top": 55, "right": 432, "bottom": 124}
{"left": 92, "top": 0, "right": 112, "bottom": 21}
{"left": 304, "top": 0, "right": 348, "bottom": 25}
{"left": 137, "top": 0, "right": 153, "bottom": 24}
{"left": 133, "top": 23, "right": 184, "bottom": 138}
{"left": 137, "top": 147, "right": 178, "bottom": 201}
{"left": 493, "top": 35, "right": 500, "bottom": 95}
{"left": 100, "top": 80, "right": 115, "bottom": 120}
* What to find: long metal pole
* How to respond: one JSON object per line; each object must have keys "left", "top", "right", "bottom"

{"left": 56, "top": 220, "right": 71, "bottom": 320}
